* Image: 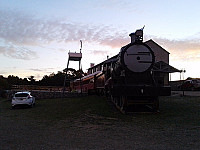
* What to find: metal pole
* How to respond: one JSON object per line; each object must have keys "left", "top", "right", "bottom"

{"left": 182, "top": 69, "right": 186, "bottom": 96}
{"left": 80, "top": 40, "right": 82, "bottom": 95}
{"left": 180, "top": 70, "right": 182, "bottom": 81}
{"left": 80, "top": 40, "right": 82, "bottom": 53}
{"left": 180, "top": 70, "right": 185, "bottom": 96}
{"left": 79, "top": 60, "right": 82, "bottom": 96}
{"left": 63, "top": 58, "right": 70, "bottom": 97}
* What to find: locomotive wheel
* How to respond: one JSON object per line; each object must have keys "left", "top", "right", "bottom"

{"left": 152, "top": 97, "right": 159, "bottom": 112}
{"left": 117, "top": 97, "right": 120, "bottom": 106}
{"left": 114, "top": 96, "right": 118, "bottom": 104}
{"left": 110, "top": 95, "right": 114, "bottom": 102}
{"left": 111, "top": 96, "right": 118, "bottom": 105}
{"left": 106, "top": 90, "right": 111, "bottom": 99}
{"left": 120, "top": 96, "right": 128, "bottom": 112}
{"left": 119, "top": 97, "right": 123, "bottom": 108}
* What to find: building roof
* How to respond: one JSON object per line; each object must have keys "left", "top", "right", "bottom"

{"left": 145, "top": 39, "right": 170, "bottom": 54}
{"left": 88, "top": 54, "right": 118, "bottom": 70}
{"left": 74, "top": 71, "right": 102, "bottom": 81}
{"left": 153, "top": 61, "right": 180, "bottom": 73}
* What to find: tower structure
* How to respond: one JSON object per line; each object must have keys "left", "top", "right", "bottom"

{"left": 63, "top": 40, "right": 82, "bottom": 96}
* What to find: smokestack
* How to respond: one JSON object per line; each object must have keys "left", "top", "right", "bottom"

{"left": 129, "top": 32, "right": 136, "bottom": 43}
{"left": 90, "top": 63, "right": 95, "bottom": 68}
{"left": 129, "top": 29, "right": 143, "bottom": 43}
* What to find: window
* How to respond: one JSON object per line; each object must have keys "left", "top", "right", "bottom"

{"left": 15, "top": 93, "right": 29, "bottom": 97}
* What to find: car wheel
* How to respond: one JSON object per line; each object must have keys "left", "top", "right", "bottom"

{"left": 30, "top": 103, "right": 33, "bottom": 108}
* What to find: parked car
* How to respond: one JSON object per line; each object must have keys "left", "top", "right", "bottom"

{"left": 177, "top": 80, "right": 200, "bottom": 91}
{"left": 11, "top": 92, "right": 35, "bottom": 109}
{"left": 192, "top": 79, "right": 200, "bottom": 89}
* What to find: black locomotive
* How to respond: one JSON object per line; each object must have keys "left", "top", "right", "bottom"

{"left": 103, "top": 29, "right": 170, "bottom": 112}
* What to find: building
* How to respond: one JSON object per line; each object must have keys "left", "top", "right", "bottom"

{"left": 145, "top": 39, "right": 180, "bottom": 86}
{"left": 87, "top": 39, "right": 180, "bottom": 86}
{"left": 145, "top": 39, "right": 169, "bottom": 64}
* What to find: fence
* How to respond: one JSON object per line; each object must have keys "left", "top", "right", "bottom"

{"left": 6, "top": 90, "right": 86, "bottom": 100}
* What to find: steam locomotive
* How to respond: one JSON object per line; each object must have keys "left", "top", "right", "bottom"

{"left": 71, "top": 29, "right": 171, "bottom": 113}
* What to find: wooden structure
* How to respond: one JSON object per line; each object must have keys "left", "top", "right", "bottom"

{"left": 63, "top": 41, "right": 83, "bottom": 96}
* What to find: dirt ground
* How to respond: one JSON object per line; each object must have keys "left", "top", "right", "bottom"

{"left": 0, "top": 95, "right": 200, "bottom": 150}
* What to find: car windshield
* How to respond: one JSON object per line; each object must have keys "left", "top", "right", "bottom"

{"left": 15, "top": 93, "right": 29, "bottom": 97}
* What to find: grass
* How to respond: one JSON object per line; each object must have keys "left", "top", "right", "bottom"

{"left": 160, "top": 96, "right": 200, "bottom": 127}
{"left": 1, "top": 95, "right": 199, "bottom": 150}
{"left": 0, "top": 97, "right": 6, "bottom": 102}
{"left": 1, "top": 95, "right": 199, "bottom": 128}
{"left": 0, "top": 96, "right": 122, "bottom": 125}
{"left": 128, "top": 96, "right": 200, "bottom": 131}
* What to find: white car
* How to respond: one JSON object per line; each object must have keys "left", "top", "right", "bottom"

{"left": 11, "top": 92, "right": 35, "bottom": 108}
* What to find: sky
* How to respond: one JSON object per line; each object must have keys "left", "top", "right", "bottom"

{"left": 0, "top": 0, "right": 200, "bottom": 81}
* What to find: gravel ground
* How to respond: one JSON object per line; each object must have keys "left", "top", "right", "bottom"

{"left": 0, "top": 95, "right": 200, "bottom": 150}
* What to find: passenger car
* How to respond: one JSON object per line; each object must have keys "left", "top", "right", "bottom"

{"left": 11, "top": 92, "right": 35, "bottom": 108}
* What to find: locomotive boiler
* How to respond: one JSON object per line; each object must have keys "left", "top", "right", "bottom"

{"left": 103, "top": 29, "right": 171, "bottom": 113}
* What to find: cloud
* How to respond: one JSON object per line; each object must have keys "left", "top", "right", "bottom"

{"left": 0, "top": 44, "right": 38, "bottom": 60}
{"left": 0, "top": 9, "right": 101, "bottom": 45}
{"left": 95, "top": 0, "right": 138, "bottom": 12}
{"left": 0, "top": 9, "right": 200, "bottom": 64}
{"left": 145, "top": 36, "right": 200, "bottom": 62}
{"left": 58, "top": 48, "right": 66, "bottom": 52}
{"left": 0, "top": 10, "right": 129, "bottom": 57}
{"left": 29, "top": 67, "right": 56, "bottom": 72}
{"left": 29, "top": 68, "right": 43, "bottom": 72}
{"left": 90, "top": 50, "right": 109, "bottom": 56}
{"left": 27, "top": 67, "right": 60, "bottom": 80}
{"left": 0, "top": 71, "right": 8, "bottom": 75}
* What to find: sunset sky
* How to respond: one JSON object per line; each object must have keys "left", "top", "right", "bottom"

{"left": 0, "top": 0, "right": 200, "bottom": 81}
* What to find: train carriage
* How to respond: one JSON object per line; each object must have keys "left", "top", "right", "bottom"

{"left": 71, "top": 71, "right": 104, "bottom": 94}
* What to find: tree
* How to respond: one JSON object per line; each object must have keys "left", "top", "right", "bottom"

{"left": 28, "top": 76, "right": 36, "bottom": 85}
{"left": 7, "top": 75, "right": 20, "bottom": 85}
{"left": 38, "top": 68, "right": 87, "bottom": 86}
{"left": 22, "top": 78, "right": 29, "bottom": 85}
{"left": 38, "top": 71, "right": 65, "bottom": 86}
{"left": 63, "top": 68, "right": 85, "bottom": 79}
{"left": 0, "top": 76, "right": 9, "bottom": 90}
